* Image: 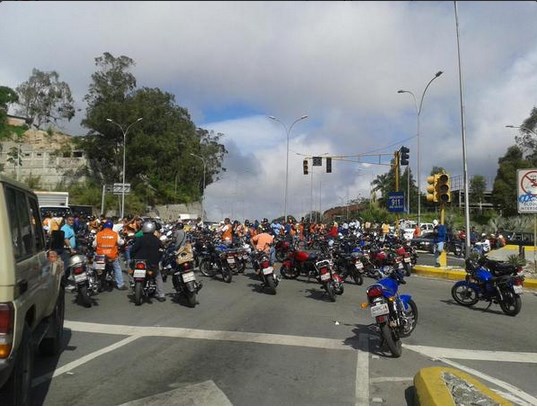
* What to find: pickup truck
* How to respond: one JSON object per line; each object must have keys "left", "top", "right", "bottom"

{"left": 0, "top": 175, "right": 65, "bottom": 405}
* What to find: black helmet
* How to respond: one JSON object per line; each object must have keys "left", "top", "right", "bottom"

{"left": 176, "top": 222, "right": 184, "bottom": 229}
{"left": 142, "top": 221, "right": 156, "bottom": 234}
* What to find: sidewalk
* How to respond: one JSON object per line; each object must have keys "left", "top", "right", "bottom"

{"left": 412, "top": 245, "right": 537, "bottom": 291}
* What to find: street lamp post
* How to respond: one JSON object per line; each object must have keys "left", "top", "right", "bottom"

{"left": 398, "top": 71, "right": 443, "bottom": 225}
{"left": 190, "top": 153, "right": 206, "bottom": 224}
{"left": 106, "top": 117, "right": 143, "bottom": 219}
{"left": 268, "top": 114, "right": 308, "bottom": 223}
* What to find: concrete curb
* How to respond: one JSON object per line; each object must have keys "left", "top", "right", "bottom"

{"left": 412, "top": 265, "right": 537, "bottom": 291}
{"left": 414, "top": 366, "right": 513, "bottom": 406}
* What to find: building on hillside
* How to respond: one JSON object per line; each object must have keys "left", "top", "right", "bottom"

{"left": 0, "top": 117, "right": 87, "bottom": 189}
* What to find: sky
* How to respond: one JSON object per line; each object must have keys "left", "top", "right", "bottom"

{"left": 2, "top": 1, "right": 537, "bottom": 222}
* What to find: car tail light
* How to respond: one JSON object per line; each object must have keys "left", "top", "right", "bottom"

{"left": 0, "top": 303, "right": 14, "bottom": 358}
{"left": 367, "top": 285, "right": 383, "bottom": 298}
{"left": 72, "top": 265, "right": 85, "bottom": 275}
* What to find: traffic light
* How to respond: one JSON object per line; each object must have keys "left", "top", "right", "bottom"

{"left": 326, "top": 157, "right": 332, "bottom": 173}
{"left": 437, "top": 173, "right": 451, "bottom": 203}
{"left": 400, "top": 146, "right": 410, "bottom": 166}
{"left": 426, "top": 174, "right": 438, "bottom": 203}
{"left": 303, "top": 159, "right": 309, "bottom": 175}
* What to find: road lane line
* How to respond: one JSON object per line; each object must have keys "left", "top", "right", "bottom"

{"left": 404, "top": 344, "right": 537, "bottom": 363}
{"left": 64, "top": 320, "right": 353, "bottom": 351}
{"left": 437, "top": 358, "right": 537, "bottom": 406}
{"left": 355, "top": 334, "right": 370, "bottom": 406}
{"left": 32, "top": 335, "right": 141, "bottom": 387}
{"left": 370, "top": 377, "right": 413, "bottom": 383}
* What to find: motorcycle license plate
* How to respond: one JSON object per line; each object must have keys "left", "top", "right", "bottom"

{"left": 404, "top": 257, "right": 411, "bottom": 263}
{"left": 94, "top": 262, "right": 106, "bottom": 270}
{"left": 182, "top": 271, "right": 196, "bottom": 283}
{"left": 74, "top": 273, "right": 87, "bottom": 283}
{"left": 370, "top": 303, "right": 389, "bottom": 318}
{"left": 262, "top": 266, "right": 274, "bottom": 275}
{"left": 133, "top": 269, "right": 146, "bottom": 278}
{"left": 355, "top": 261, "right": 363, "bottom": 269}
{"left": 320, "top": 273, "right": 331, "bottom": 281}
{"left": 513, "top": 285, "right": 523, "bottom": 294}
{"left": 227, "top": 257, "right": 235, "bottom": 264}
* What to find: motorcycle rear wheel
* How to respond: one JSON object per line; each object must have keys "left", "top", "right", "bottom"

{"left": 134, "top": 281, "right": 143, "bottom": 306}
{"left": 451, "top": 282, "right": 479, "bottom": 306}
{"left": 325, "top": 282, "right": 336, "bottom": 302}
{"left": 186, "top": 291, "right": 197, "bottom": 308}
{"left": 499, "top": 291, "right": 522, "bottom": 316}
{"left": 380, "top": 323, "right": 402, "bottom": 358}
{"left": 403, "top": 262, "right": 412, "bottom": 277}
{"left": 77, "top": 285, "right": 92, "bottom": 308}
{"left": 352, "top": 271, "right": 363, "bottom": 286}
{"left": 222, "top": 267, "right": 232, "bottom": 283}
{"left": 265, "top": 274, "right": 277, "bottom": 295}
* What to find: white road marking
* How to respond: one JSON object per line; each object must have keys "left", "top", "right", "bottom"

{"left": 404, "top": 344, "right": 537, "bottom": 363}
{"left": 64, "top": 320, "right": 353, "bottom": 350}
{"left": 370, "top": 377, "right": 413, "bottom": 383}
{"left": 32, "top": 335, "right": 140, "bottom": 387}
{"left": 355, "top": 334, "right": 369, "bottom": 405}
{"left": 120, "top": 380, "right": 233, "bottom": 406}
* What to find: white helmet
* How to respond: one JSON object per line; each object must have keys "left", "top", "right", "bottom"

{"left": 432, "top": 219, "right": 438, "bottom": 226}
{"left": 67, "top": 254, "right": 86, "bottom": 269}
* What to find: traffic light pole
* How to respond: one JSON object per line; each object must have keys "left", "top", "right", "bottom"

{"left": 439, "top": 203, "right": 447, "bottom": 267}
{"left": 394, "top": 151, "right": 400, "bottom": 236}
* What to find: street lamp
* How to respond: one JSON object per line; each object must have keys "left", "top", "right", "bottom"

{"left": 190, "top": 153, "right": 206, "bottom": 224}
{"left": 506, "top": 124, "right": 537, "bottom": 138}
{"left": 398, "top": 70, "right": 443, "bottom": 225}
{"left": 268, "top": 114, "right": 309, "bottom": 223}
{"left": 106, "top": 117, "right": 143, "bottom": 219}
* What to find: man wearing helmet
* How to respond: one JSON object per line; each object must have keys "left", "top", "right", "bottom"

{"left": 130, "top": 220, "right": 166, "bottom": 302}
{"left": 93, "top": 219, "right": 127, "bottom": 290}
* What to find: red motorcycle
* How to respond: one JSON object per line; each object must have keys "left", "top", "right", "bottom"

{"left": 274, "top": 237, "right": 293, "bottom": 262}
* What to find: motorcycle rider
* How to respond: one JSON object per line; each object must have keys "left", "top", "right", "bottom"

{"left": 130, "top": 220, "right": 166, "bottom": 302}
{"left": 173, "top": 221, "right": 187, "bottom": 250}
{"left": 93, "top": 219, "right": 127, "bottom": 290}
{"left": 250, "top": 226, "right": 276, "bottom": 269}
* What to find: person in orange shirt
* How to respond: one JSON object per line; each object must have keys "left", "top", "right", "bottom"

{"left": 250, "top": 226, "right": 276, "bottom": 269}
{"left": 93, "top": 219, "right": 127, "bottom": 290}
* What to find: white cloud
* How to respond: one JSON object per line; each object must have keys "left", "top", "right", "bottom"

{"left": 2, "top": 1, "right": 537, "bottom": 221}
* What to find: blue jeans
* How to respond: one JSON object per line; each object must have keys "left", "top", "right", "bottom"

{"left": 434, "top": 242, "right": 444, "bottom": 264}
{"left": 111, "top": 258, "right": 125, "bottom": 288}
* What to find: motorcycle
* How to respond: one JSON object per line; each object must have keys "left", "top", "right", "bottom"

{"left": 170, "top": 245, "right": 203, "bottom": 307}
{"left": 66, "top": 253, "right": 99, "bottom": 308}
{"left": 251, "top": 250, "right": 279, "bottom": 294}
{"left": 274, "top": 237, "right": 293, "bottom": 262}
{"left": 361, "top": 267, "right": 418, "bottom": 357}
{"left": 92, "top": 254, "right": 116, "bottom": 292}
{"left": 279, "top": 246, "right": 320, "bottom": 279}
{"left": 198, "top": 241, "right": 232, "bottom": 283}
{"left": 451, "top": 257, "right": 524, "bottom": 316}
{"left": 331, "top": 247, "right": 364, "bottom": 286}
{"left": 315, "top": 258, "right": 344, "bottom": 302}
{"left": 130, "top": 259, "right": 158, "bottom": 306}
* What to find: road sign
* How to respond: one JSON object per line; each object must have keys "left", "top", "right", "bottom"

{"left": 112, "top": 183, "right": 131, "bottom": 194}
{"left": 388, "top": 192, "right": 405, "bottom": 213}
{"left": 517, "top": 169, "right": 537, "bottom": 213}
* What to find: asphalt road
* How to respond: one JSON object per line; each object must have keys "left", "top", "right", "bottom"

{"left": 32, "top": 259, "right": 537, "bottom": 406}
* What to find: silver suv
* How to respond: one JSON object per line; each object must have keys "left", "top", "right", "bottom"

{"left": 0, "top": 175, "right": 65, "bottom": 405}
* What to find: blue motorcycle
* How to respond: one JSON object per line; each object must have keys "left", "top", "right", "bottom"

{"left": 361, "top": 267, "right": 418, "bottom": 357}
{"left": 451, "top": 257, "right": 524, "bottom": 316}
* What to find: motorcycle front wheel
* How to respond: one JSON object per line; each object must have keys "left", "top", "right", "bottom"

{"left": 499, "top": 290, "right": 522, "bottom": 316}
{"left": 451, "top": 282, "right": 479, "bottom": 306}
{"left": 275, "top": 250, "right": 286, "bottom": 263}
{"left": 400, "top": 299, "right": 418, "bottom": 337}
{"left": 134, "top": 281, "right": 143, "bottom": 306}
{"left": 280, "top": 264, "right": 298, "bottom": 279}
{"left": 199, "top": 259, "right": 218, "bottom": 277}
{"left": 380, "top": 323, "right": 402, "bottom": 358}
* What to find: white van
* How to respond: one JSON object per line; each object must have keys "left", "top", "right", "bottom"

{"left": 0, "top": 175, "right": 65, "bottom": 405}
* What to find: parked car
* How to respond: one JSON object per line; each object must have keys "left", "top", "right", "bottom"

{"left": 410, "top": 231, "right": 436, "bottom": 252}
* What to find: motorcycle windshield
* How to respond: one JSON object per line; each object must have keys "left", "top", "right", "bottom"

{"left": 377, "top": 277, "right": 398, "bottom": 297}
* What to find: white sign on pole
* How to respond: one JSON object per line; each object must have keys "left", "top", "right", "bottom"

{"left": 517, "top": 169, "right": 537, "bottom": 213}
{"left": 112, "top": 183, "right": 131, "bottom": 194}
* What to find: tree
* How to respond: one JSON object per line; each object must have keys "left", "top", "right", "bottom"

{"left": 79, "top": 52, "right": 227, "bottom": 210}
{"left": 469, "top": 175, "right": 487, "bottom": 213}
{"left": 491, "top": 146, "right": 531, "bottom": 217}
{"left": 16, "top": 68, "right": 75, "bottom": 129}
{"left": 0, "top": 86, "right": 19, "bottom": 139}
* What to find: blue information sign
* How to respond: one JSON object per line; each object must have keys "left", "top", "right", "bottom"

{"left": 388, "top": 192, "right": 405, "bottom": 213}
